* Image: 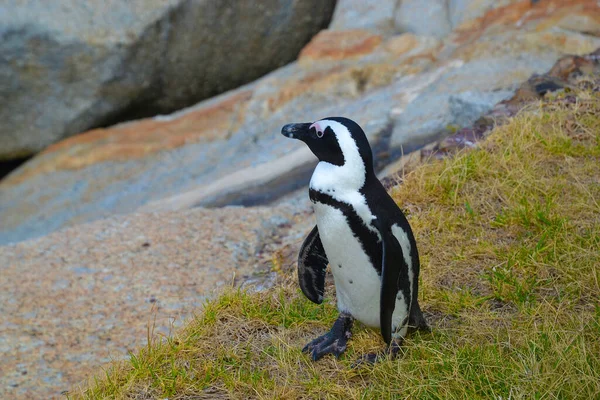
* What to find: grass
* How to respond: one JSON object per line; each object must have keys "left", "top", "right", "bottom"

{"left": 72, "top": 88, "right": 600, "bottom": 399}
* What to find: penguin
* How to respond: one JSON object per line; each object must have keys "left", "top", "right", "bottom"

{"left": 281, "top": 117, "right": 428, "bottom": 363}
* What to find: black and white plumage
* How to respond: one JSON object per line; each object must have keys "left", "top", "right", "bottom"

{"left": 281, "top": 117, "right": 428, "bottom": 362}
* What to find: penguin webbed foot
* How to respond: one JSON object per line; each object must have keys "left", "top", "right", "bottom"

{"left": 303, "top": 313, "right": 353, "bottom": 361}
{"left": 352, "top": 339, "right": 403, "bottom": 367}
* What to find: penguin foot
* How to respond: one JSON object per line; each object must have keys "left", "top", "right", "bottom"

{"left": 303, "top": 313, "right": 354, "bottom": 361}
{"left": 352, "top": 339, "right": 402, "bottom": 367}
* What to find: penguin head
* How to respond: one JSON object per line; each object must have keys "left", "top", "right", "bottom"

{"left": 281, "top": 117, "right": 373, "bottom": 170}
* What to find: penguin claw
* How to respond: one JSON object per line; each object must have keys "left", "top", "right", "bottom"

{"left": 303, "top": 337, "right": 347, "bottom": 361}
{"left": 303, "top": 313, "right": 353, "bottom": 361}
{"left": 351, "top": 352, "right": 379, "bottom": 368}
{"left": 302, "top": 334, "right": 327, "bottom": 354}
{"left": 351, "top": 339, "right": 403, "bottom": 368}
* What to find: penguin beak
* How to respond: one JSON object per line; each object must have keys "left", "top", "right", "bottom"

{"left": 281, "top": 123, "right": 313, "bottom": 141}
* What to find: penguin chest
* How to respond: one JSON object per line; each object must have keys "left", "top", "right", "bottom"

{"left": 313, "top": 201, "right": 381, "bottom": 327}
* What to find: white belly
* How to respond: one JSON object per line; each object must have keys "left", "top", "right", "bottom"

{"left": 314, "top": 202, "right": 411, "bottom": 336}
{"left": 314, "top": 202, "right": 381, "bottom": 327}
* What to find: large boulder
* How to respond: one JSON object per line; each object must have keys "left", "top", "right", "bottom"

{"left": 0, "top": 0, "right": 336, "bottom": 160}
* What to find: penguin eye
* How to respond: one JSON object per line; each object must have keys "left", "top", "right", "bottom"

{"left": 309, "top": 122, "right": 325, "bottom": 138}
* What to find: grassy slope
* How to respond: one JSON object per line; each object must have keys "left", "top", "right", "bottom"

{"left": 74, "top": 90, "right": 600, "bottom": 399}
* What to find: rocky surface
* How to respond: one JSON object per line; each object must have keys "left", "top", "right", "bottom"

{"left": 3, "top": 0, "right": 600, "bottom": 245}
{"left": 0, "top": 204, "right": 308, "bottom": 398}
{"left": 0, "top": 0, "right": 336, "bottom": 160}
{"left": 395, "top": 0, "right": 454, "bottom": 38}
{"left": 382, "top": 47, "right": 600, "bottom": 180}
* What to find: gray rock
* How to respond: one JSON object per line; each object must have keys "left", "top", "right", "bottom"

{"left": 0, "top": 0, "right": 336, "bottom": 160}
{"left": 394, "top": 0, "right": 516, "bottom": 36}
{"left": 394, "top": 0, "right": 452, "bottom": 38}
{"left": 449, "top": 91, "right": 513, "bottom": 128}
{"left": 329, "top": 0, "right": 397, "bottom": 34}
{"left": 448, "top": 0, "right": 514, "bottom": 29}
{"left": 388, "top": 47, "right": 569, "bottom": 151}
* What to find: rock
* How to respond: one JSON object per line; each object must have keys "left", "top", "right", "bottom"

{"left": 0, "top": 0, "right": 336, "bottom": 160}
{"left": 388, "top": 0, "right": 600, "bottom": 152}
{"left": 2, "top": 0, "right": 600, "bottom": 246}
{"left": 448, "top": 0, "right": 515, "bottom": 29}
{"left": 0, "top": 204, "right": 303, "bottom": 398}
{"left": 387, "top": 53, "right": 524, "bottom": 151}
{"left": 0, "top": 30, "right": 438, "bottom": 245}
{"left": 383, "top": 47, "right": 600, "bottom": 185}
{"left": 331, "top": 0, "right": 517, "bottom": 37}
{"left": 395, "top": 0, "right": 453, "bottom": 38}
{"left": 299, "top": 29, "right": 383, "bottom": 61}
{"left": 452, "top": 0, "right": 600, "bottom": 43}
{"left": 141, "top": 147, "right": 317, "bottom": 212}
{"left": 329, "top": 0, "right": 398, "bottom": 34}
{"left": 448, "top": 91, "right": 511, "bottom": 129}
{"left": 387, "top": 47, "right": 600, "bottom": 181}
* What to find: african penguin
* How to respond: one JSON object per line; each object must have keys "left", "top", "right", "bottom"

{"left": 281, "top": 117, "right": 428, "bottom": 363}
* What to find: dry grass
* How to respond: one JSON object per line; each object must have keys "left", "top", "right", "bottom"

{"left": 72, "top": 89, "right": 600, "bottom": 399}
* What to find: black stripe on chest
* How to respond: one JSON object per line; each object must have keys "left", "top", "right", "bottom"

{"left": 309, "top": 188, "right": 383, "bottom": 275}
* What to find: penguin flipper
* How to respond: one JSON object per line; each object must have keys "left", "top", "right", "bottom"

{"left": 374, "top": 219, "right": 404, "bottom": 345}
{"left": 298, "top": 225, "right": 328, "bottom": 304}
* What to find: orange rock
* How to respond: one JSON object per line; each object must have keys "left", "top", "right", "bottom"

{"left": 299, "top": 29, "right": 383, "bottom": 61}
{"left": 454, "top": 0, "right": 600, "bottom": 44}
{"left": 264, "top": 62, "right": 403, "bottom": 114}
{"left": 265, "top": 66, "right": 345, "bottom": 112}
{"left": 384, "top": 33, "right": 420, "bottom": 56}
{"left": 3, "top": 90, "right": 253, "bottom": 186}
{"left": 548, "top": 51, "right": 600, "bottom": 80}
{"left": 264, "top": 33, "right": 445, "bottom": 114}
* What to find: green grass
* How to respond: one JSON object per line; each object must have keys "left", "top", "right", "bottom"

{"left": 73, "top": 89, "right": 600, "bottom": 399}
